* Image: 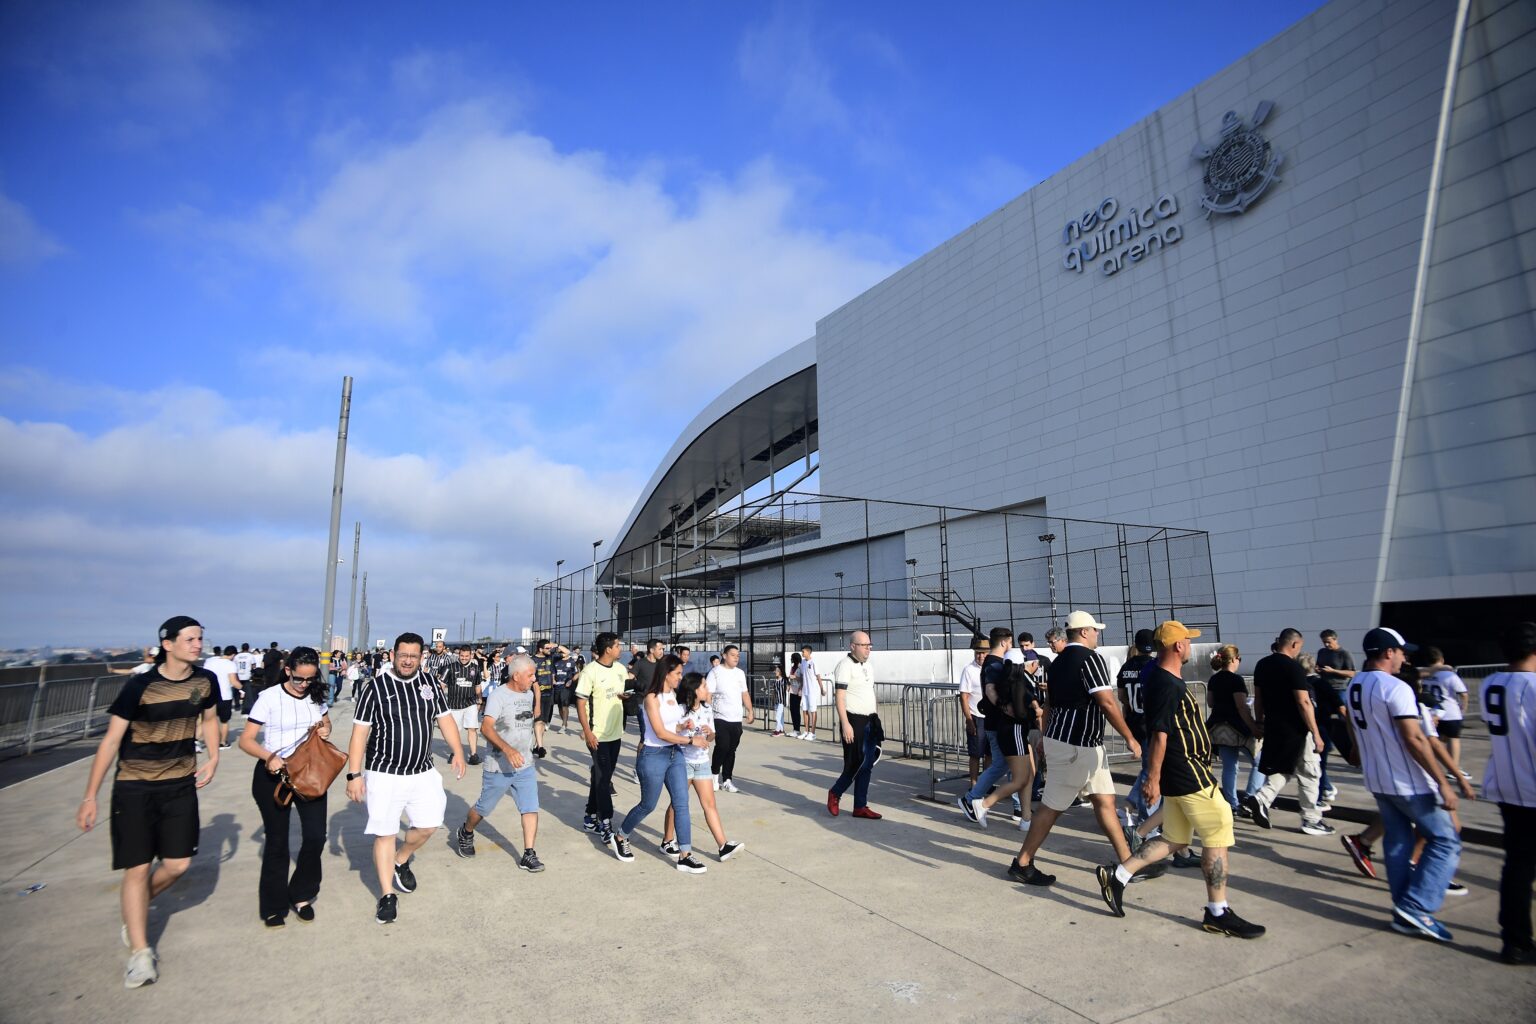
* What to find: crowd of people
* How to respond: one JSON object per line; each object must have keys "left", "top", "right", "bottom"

{"left": 73, "top": 613, "right": 1535, "bottom": 989}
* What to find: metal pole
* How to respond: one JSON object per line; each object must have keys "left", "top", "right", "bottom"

{"left": 592, "top": 540, "right": 603, "bottom": 633}
{"left": 346, "top": 522, "right": 361, "bottom": 651}
{"left": 320, "top": 376, "right": 353, "bottom": 652}
{"left": 472, "top": 611, "right": 477, "bottom": 641}
{"left": 494, "top": 602, "right": 499, "bottom": 642}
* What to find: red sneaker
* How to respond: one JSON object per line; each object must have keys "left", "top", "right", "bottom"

{"left": 827, "top": 790, "right": 840, "bottom": 816}
{"left": 852, "top": 806, "right": 883, "bottom": 820}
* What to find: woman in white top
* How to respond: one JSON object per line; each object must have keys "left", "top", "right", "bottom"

{"left": 239, "top": 646, "right": 332, "bottom": 927}
{"left": 662, "top": 672, "right": 745, "bottom": 862}
{"left": 612, "top": 655, "right": 710, "bottom": 873}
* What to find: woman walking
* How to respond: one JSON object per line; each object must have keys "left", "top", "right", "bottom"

{"left": 663, "top": 672, "right": 745, "bottom": 861}
{"left": 239, "top": 646, "right": 333, "bottom": 927}
{"left": 610, "top": 655, "right": 710, "bottom": 873}
{"left": 1206, "top": 645, "right": 1263, "bottom": 815}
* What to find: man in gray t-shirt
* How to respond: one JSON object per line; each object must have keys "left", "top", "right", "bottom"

{"left": 454, "top": 655, "right": 544, "bottom": 871}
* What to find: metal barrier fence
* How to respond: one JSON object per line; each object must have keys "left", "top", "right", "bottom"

{"left": 1, "top": 674, "right": 129, "bottom": 756}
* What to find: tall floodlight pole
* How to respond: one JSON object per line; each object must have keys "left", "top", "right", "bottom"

{"left": 320, "top": 376, "right": 353, "bottom": 652}
{"left": 1039, "top": 533, "right": 1059, "bottom": 627}
{"left": 494, "top": 602, "right": 499, "bottom": 641}
{"left": 346, "top": 522, "right": 361, "bottom": 652}
{"left": 359, "top": 572, "right": 368, "bottom": 651}
{"left": 554, "top": 559, "right": 565, "bottom": 643}
{"left": 472, "top": 611, "right": 477, "bottom": 641}
{"left": 591, "top": 540, "right": 604, "bottom": 635}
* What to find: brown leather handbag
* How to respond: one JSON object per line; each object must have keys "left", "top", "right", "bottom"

{"left": 274, "top": 723, "right": 347, "bottom": 806}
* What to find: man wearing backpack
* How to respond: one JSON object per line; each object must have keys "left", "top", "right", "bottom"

{"left": 959, "top": 628, "right": 1039, "bottom": 828}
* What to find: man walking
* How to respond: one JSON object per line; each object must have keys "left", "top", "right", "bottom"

{"left": 1420, "top": 647, "right": 1470, "bottom": 778}
{"left": 1480, "top": 621, "right": 1536, "bottom": 964}
{"left": 456, "top": 653, "right": 544, "bottom": 872}
{"left": 827, "top": 631, "right": 883, "bottom": 819}
{"left": 1118, "top": 629, "right": 1157, "bottom": 829}
{"left": 442, "top": 645, "right": 485, "bottom": 765}
{"left": 1008, "top": 611, "right": 1140, "bottom": 887}
{"left": 708, "top": 644, "right": 754, "bottom": 792}
{"left": 796, "top": 644, "right": 822, "bottom": 740}
{"left": 1243, "top": 629, "right": 1334, "bottom": 836}
{"left": 1346, "top": 627, "right": 1468, "bottom": 942}
{"left": 345, "top": 632, "right": 466, "bottom": 925}
{"left": 576, "top": 632, "right": 629, "bottom": 843}
{"left": 1095, "top": 622, "right": 1265, "bottom": 938}
{"left": 203, "top": 644, "right": 240, "bottom": 749}
{"left": 531, "top": 639, "right": 556, "bottom": 757}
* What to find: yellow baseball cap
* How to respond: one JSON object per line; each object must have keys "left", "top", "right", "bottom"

{"left": 1153, "top": 620, "right": 1202, "bottom": 647}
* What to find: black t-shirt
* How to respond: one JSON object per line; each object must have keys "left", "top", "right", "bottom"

{"left": 441, "top": 660, "right": 482, "bottom": 710}
{"left": 979, "top": 654, "right": 1038, "bottom": 730}
{"left": 1254, "top": 652, "right": 1310, "bottom": 772}
{"left": 1308, "top": 673, "right": 1345, "bottom": 719}
{"left": 261, "top": 648, "right": 283, "bottom": 687}
{"left": 1206, "top": 669, "right": 1252, "bottom": 736}
{"left": 108, "top": 667, "right": 217, "bottom": 785}
{"left": 1142, "top": 666, "right": 1216, "bottom": 797}
{"left": 1117, "top": 653, "right": 1154, "bottom": 742}
{"left": 1315, "top": 647, "right": 1354, "bottom": 692}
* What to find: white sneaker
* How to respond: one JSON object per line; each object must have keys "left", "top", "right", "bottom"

{"left": 1018, "top": 817, "right": 1031, "bottom": 831}
{"left": 1322, "top": 785, "right": 1339, "bottom": 801}
{"left": 975, "top": 800, "right": 990, "bottom": 828}
{"left": 722, "top": 780, "right": 739, "bottom": 794}
{"left": 805, "top": 733, "right": 817, "bottom": 742}
{"left": 124, "top": 947, "right": 157, "bottom": 989}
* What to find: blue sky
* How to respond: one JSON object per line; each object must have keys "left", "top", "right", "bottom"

{"left": 0, "top": 0, "right": 1326, "bottom": 648}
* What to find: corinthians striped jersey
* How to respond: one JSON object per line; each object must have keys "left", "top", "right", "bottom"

{"left": 1043, "top": 643, "right": 1115, "bottom": 748}
{"left": 353, "top": 668, "right": 450, "bottom": 775}
{"left": 1141, "top": 666, "right": 1215, "bottom": 796}
{"left": 1481, "top": 671, "right": 1536, "bottom": 807}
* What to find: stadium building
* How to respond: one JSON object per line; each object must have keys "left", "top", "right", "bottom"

{"left": 536, "top": 0, "right": 1535, "bottom": 668}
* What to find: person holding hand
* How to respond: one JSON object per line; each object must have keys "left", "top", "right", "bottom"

{"left": 240, "top": 646, "right": 332, "bottom": 927}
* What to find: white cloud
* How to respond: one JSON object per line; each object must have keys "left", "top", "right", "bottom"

{"left": 0, "top": 191, "right": 66, "bottom": 267}
{"left": 738, "top": 3, "right": 849, "bottom": 132}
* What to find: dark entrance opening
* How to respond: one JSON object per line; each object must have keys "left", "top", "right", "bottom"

{"left": 1380, "top": 595, "right": 1536, "bottom": 667}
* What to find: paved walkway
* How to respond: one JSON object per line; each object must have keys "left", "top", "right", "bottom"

{"left": 1, "top": 707, "right": 1531, "bottom": 1023}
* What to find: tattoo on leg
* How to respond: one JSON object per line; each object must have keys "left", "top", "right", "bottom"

{"left": 1203, "top": 857, "right": 1228, "bottom": 889}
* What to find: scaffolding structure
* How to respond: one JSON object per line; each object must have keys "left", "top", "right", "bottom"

{"left": 532, "top": 490, "right": 1218, "bottom": 677}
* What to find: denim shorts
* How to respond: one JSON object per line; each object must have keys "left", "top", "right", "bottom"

{"left": 473, "top": 765, "right": 539, "bottom": 816}
{"left": 684, "top": 758, "right": 713, "bottom": 781}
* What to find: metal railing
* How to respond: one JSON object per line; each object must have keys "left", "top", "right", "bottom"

{"left": 0, "top": 669, "right": 131, "bottom": 757}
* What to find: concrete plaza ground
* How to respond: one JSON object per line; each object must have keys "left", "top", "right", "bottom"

{"left": 1, "top": 706, "right": 1532, "bottom": 1024}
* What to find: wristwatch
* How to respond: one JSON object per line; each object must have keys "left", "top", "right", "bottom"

{"left": 346, "top": 771, "right": 363, "bottom": 781}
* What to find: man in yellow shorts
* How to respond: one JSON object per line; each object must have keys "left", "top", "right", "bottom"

{"left": 1095, "top": 620, "right": 1266, "bottom": 939}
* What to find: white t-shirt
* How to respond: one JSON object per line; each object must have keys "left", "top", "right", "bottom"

{"left": 249, "top": 686, "right": 328, "bottom": 758}
{"left": 1347, "top": 670, "right": 1438, "bottom": 798}
{"left": 708, "top": 666, "right": 750, "bottom": 723}
{"left": 679, "top": 705, "right": 715, "bottom": 764}
{"left": 1423, "top": 668, "right": 1467, "bottom": 722}
{"left": 203, "top": 657, "right": 238, "bottom": 701}
{"left": 233, "top": 651, "right": 255, "bottom": 681}
{"left": 956, "top": 660, "right": 985, "bottom": 719}
{"left": 797, "top": 658, "right": 820, "bottom": 703}
{"left": 1482, "top": 671, "right": 1536, "bottom": 807}
{"left": 642, "top": 691, "right": 684, "bottom": 748}
{"left": 130, "top": 662, "right": 153, "bottom": 675}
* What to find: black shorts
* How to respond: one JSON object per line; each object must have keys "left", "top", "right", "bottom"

{"left": 1437, "top": 719, "right": 1463, "bottom": 739}
{"left": 994, "top": 722, "right": 1031, "bottom": 759}
{"left": 966, "top": 721, "right": 986, "bottom": 758}
{"left": 554, "top": 685, "right": 575, "bottom": 709}
{"left": 537, "top": 689, "right": 555, "bottom": 724}
{"left": 111, "top": 779, "right": 200, "bottom": 870}
{"left": 216, "top": 697, "right": 233, "bottom": 723}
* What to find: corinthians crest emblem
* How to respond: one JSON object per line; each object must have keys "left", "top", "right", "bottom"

{"left": 1193, "top": 101, "right": 1282, "bottom": 217}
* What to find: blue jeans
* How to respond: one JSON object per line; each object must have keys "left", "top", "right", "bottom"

{"left": 1126, "top": 742, "right": 1163, "bottom": 820}
{"left": 1375, "top": 791, "right": 1460, "bottom": 916}
{"left": 831, "top": 713, "right": 880, "bottom": 808}
{"left": 621, "top": 745, "right": 690, "bottom": 850}
{"left": 965, "top": 731, "right": 1008, "bottom": 802}
{"left": 1217, "top": 745, "right": 1264, "bottom": 810}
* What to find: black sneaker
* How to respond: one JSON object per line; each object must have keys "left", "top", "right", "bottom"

{"left": 1242, "top": 794, "right": 1271, "bottom": 830}
{"left": 454, "top": 825, "right": 476, "bottom": 859}
{"left": 1131, "top": 860, "right": 1169, "bottom": 881}
{"left": 1006, "top": 859, "right": 1056, "bottom": 886}
{"left": 1500, "top": 941, "right": 1535, "bottom": 965}
{"left": 718, "top": 841, "right": 744, "bottom": 861}
{"left": 1096, "top": 864, "right": 1126, "bottom": 917}
{"left": 1203, "top": 906, "right": 1265, "bottom": 939}
{"left": 611, "top": 834, "right": 634, "bottom": 863}
{"left": 376, "top": 894, "right": 397, "bottom": 925}
{"left": 1171, "top": 850, "right": 1201, "bottom": 869}
{"left": 534, "top": 746, "right": 547, "bottom": 759}
{"left": 598, "top": 822, "right": 614, "bottom": 846}
{"left": 675, "top": 854, "right": 708, "bottom": 874}
{"left": 519, "top": 849, "right": 545, "bottom": 873}
{"left": 958, "top": 794, "right": 978, "bottom": 823}
{"left": 392, "top": 857, "right": 417, "bottom": 894}
{"left": 467, "top": 753, "right": 482, "bottom": 766}
{"left": 582, "top": 815, "right": 600, "bottom": 833}
{"left": 660, "top": 839, "right": 680, "bottom": 856}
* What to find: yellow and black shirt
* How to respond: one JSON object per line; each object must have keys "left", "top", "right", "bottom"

{"left": 1142, "top": 666, "right": 1215, "bottom": 796}
{"left": 108, "top": 667, "right": 216, "bottom": 785}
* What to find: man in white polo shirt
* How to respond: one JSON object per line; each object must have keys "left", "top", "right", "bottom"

{"left": 826, "top": 631, "right": 883, "bottom": 819}
{"left": 1345, "top": 627, "right": 1470, "bottom": 943}
{"left": 708, "top": 644, "right": 753, "bottom": 792}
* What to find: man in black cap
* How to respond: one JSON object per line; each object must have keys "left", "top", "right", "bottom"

{"left": 1119, "top": 629, "right": 1157, "bottom": 830}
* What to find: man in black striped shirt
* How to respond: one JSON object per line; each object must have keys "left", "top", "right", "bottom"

{"left": 345, "top": 632, "right": 465, "bottom": 925}
{"left": 1008, "top": 611, "right": 1141, "bottom": 887}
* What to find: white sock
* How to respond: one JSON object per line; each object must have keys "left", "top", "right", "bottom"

{"left": 1114, "top": 865, "right": 1134, "bottom": 885}
{"left": 1207, "top": 900, "right": 1228, "bottom": 916}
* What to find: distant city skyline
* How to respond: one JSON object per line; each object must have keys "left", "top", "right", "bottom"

{"left": 0, "top": 0, "right": 1327, "bottom": 647}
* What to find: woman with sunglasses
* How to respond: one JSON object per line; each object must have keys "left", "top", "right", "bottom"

{"left": 611, "top": 654, "right": 710, "bottom": 872}
{"left": 239, "top": 646, "right": 332, "bottom": 927}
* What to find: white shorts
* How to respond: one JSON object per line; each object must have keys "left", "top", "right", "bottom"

{"left": 450, "top": 705, "right": 481, "bottom": 732}
{"left": 1040, "top": 737, "right": 1116, "bottom": 812}
{"left": 364, "top": 769, "right": 447, "bottom": 835}
{"left": 804, "top": 694, "right": 820, "bottom": 713}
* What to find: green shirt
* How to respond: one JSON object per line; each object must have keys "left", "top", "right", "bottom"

{"left": 575, "top": 660, "right": 628, "bottom": 742}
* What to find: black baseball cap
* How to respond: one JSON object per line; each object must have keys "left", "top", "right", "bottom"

{"left": 1133, "top": 629, "right": 1155, "bottom": 654}
{"left": 1363, "top": 627, "right": 1417, "bottom": 654}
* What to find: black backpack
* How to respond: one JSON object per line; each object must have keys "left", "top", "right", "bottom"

{"left": 1006, "top": 661, "right": 1040, "bottom": 723}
